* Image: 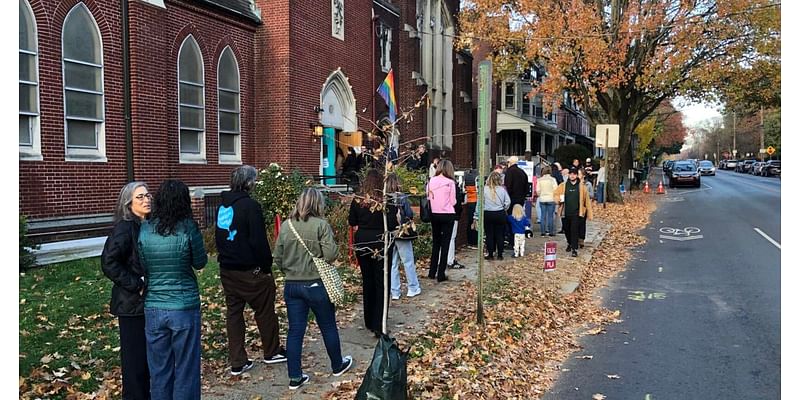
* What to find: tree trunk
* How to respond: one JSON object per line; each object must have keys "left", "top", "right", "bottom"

{"left": 605, "top": 119, "right": 633, "bottom": 203}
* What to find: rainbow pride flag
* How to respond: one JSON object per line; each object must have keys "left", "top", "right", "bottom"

{"left": 377, "top": 69, "right": 397, "bottom": 122}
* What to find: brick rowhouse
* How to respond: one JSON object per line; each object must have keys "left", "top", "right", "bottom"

{"left": 20, "top": 0, "right": 475, "bottom": 245}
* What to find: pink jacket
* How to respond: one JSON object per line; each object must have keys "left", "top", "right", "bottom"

{"left": 427, "top": 175, "right": 456, "bottom": 214}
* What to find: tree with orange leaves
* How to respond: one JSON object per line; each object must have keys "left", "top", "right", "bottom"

{"left": 460, "top": 0, "right": 780, "bottom": 202}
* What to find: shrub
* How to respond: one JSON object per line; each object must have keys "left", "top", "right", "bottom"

{"left": 251, "top": 163, "right": 312, "bottom": 237}
{"left": 202, "top": 225, "right": 217, "bottom": 257}
{"left": 553, "top": 144, "right": 592, "bottom": 169}
{"left": 394, "top": 165, "right": 428, "bottom": 197}
{"left": 412, "top": 221, "right": 432, "bottom": 261}
{"left": 324, "top": 195, "right": 354, "bottom": 264}
{"left": 19, "top": 215, "right": 38, "bottom": 270}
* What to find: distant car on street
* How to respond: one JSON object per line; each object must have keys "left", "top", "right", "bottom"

{"left": 699, "top": 160, "right": 716, "bottom": 176}
{"left": 725, "top": 159, "right": 739, "bottom": 170}
{"left": 737, "top": 159, "right": 756, "bottom": 173}
{"left": 669, "top": 161, "right": 701, "bottom": 188}
{"left": 761, "top": 160, "right": 781, "bottom": 177}
{"left": 751, "top": 162, "right": 765, "bottom": 175}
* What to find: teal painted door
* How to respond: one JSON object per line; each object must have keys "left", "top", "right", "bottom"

{"left": 323, "top": 127, "right": 336, "bottom": 185}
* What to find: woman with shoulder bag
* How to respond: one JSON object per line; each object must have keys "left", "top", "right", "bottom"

{"left": 273, "top": 188, "right": 353, "bottom": 390}
{"left": 473, "top": 171, "right": 511, "bottom": 260}
{"left": 386, "top": 174, "right": 422, "bottom": 300}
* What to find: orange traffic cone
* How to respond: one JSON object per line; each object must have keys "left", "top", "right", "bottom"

{"left": 656, "top": 181, "right": 665, "bottom": 194}
{"left": 643, "top": 181, "right": 651, "bottom": 194}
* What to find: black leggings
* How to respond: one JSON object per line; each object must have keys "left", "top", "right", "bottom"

{"left": 429, "top": 213, "right": 456, "bottom": 280}
{"left": 484, "top": 210, "right": 507, "bottom": 257}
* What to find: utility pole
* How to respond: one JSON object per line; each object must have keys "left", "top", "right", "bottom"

{"left": 475, "top": 60, "right": 492, "bottom": 325}
{"left": 732, "top": 111, "right": 737, "bottom": 158}
{"left": 760, "top": 106, "right": 765, "bottom": 162}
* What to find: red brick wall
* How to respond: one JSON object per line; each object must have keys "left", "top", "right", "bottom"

{"left": 20, "top": 0, "right": 476, "bottom": 238}
{"left": 20, "top": 0, "right": 127, "bottom": 219}
{"left": 130, "top": 0, "right": 258, "bottom": 186}
{"left": 254, "top": 0, "right": 290, "bottom": 168}
{"left": 19, "top": 0, "right": 257, "bottom": 220}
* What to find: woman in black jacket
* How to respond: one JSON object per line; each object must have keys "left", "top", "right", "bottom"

{"left": 101, "top": 182, "right": 152, "bottom": 400}
{"left": 348, "top": 169, "right": 398, "bottom": 337}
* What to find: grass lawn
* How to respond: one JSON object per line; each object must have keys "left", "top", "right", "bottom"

{"left": 19, "top": 258, "right": 232, "bottom": 398}
{"left": 19, "top": 255, "right": 361, "bottom": 399}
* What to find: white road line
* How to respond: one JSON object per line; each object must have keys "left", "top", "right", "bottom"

{"left": 754, "top": 227, "right": 781, "bottom": 250}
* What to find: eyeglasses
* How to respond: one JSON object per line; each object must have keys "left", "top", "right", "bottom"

{"left": 135, "top": 193, "right": 153, "bottom": 201}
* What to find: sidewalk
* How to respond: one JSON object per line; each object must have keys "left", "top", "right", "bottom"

{"left": 202, "top": 218, "right": 611, "bottom": 399}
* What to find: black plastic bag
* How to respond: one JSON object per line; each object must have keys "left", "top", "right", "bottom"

{"left": 356, "top": 334, "right": 409, "bottom": 400}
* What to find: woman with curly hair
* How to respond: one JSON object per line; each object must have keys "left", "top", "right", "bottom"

{"left": 348, "top": 169, "right": 398, "bottom": 337}
{"left": 138, "top": 180, "right": 207, "bottom": 400}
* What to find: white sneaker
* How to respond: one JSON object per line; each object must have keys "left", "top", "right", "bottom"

{"left": 407, "top": 288, "right": 422, "bottom": 298}
{"left": 391, "top": 294, "right": 400, "bottom": 300}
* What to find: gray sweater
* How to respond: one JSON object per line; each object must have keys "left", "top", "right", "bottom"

{"left": 273, "top": 217, "right": 338, "bottom": 281}
{"left": 474, "top": 186, "right": 511, "bottom": 219}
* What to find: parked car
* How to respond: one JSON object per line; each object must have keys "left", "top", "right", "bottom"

{"left": 737, "top": 159, "right": 756, "bottom": 173}
{"left": 669, "top": 161, "right": 701, "bottom": 188}
{"left": 750, "top": 162, "right": 765, "bottom": 175}
{"left": 699, "top": 160, "right": 716, "bottom": 176}
{"left": 761, "top": 160, "right": 781, "bottom": 177}
{"left": 725, "top": 159, "right": 739, "bottom": 170}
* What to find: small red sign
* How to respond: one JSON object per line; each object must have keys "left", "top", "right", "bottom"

{"left": 544, "top": 241, "right": 557, "bottom": 272}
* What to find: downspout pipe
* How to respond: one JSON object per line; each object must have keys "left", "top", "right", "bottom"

{"left": 372, "top": 12, "right": 378, "bottom": 125}
{"left": 121, "top": 0, "right": 134, "bottom": 182}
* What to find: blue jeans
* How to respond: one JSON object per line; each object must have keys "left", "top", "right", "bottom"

{"left": 284, "top": 281, "right": 345, "bottom": 380}
{"left": 392, "top": 240, "right": 421, "bottom": 297}
{"left": 535, "top": 198, "right": 542, "bottom": 224}
{"left": 596, "top": 182, "right": 605, "bottom": 203}
{"left": 144, "top": 307, "right": 201, "bottom": 400}
{"left": 539, "top": 202, "right": 555, "bottom": 235}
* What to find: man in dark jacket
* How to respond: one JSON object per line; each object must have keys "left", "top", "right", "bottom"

{"left": 216, "top": 165, "right": 286, "bottom": 376}
{"left": 504, "top": 156, "right": 529, "bottom": 208}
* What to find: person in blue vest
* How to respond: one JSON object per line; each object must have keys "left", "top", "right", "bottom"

{"left": 215, "top": 165, "right": 287, "bottom": 377}
{"left": 138, "top": 180, "right": 207, "bottom": 400}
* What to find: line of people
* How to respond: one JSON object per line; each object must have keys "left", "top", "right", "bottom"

{"left": 101, "top": 166, "right": 356, "bottom": 399}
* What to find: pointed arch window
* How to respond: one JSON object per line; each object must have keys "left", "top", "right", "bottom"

{"left": 178, "top": 35, "right": 206, "bottom": 162}
{"left": 217, "top": 47, "right": 240, "bottom": 163}
{"left": 20, "top": 0, "right": 41, "bottom": 160}
{"left": 62, "top": 3, "right": 106, "bottom": 161}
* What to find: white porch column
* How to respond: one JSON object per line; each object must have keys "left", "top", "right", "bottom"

{"left": 525, "top": 127, "right": 531, "bottom": 152}
{"left": 540, "top": 132, "right": 546, "bottom": 154}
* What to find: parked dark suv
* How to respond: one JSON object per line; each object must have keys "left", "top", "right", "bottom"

{"left": 761, "top": 160, "right": 781, "bottom": 177}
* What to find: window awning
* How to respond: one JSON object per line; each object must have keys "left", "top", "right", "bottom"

{"left": 497, "top": 111, "right": 531, "bottom": 134}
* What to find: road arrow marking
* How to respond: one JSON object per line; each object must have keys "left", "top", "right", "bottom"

{"left": 658, "top": 234, "right": 703, "bottom": 241}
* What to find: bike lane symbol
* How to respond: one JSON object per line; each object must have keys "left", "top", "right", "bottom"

{"left": 658, "top": 226, "right": 703, "bottom": 241}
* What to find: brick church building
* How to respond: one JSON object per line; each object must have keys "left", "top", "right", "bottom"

{"left": 19, "top": 0, "right": 474, "bottom": 256}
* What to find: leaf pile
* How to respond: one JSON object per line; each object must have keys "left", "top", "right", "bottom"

{"left": 324, "top": 192, "right": 656, "bottom": 399}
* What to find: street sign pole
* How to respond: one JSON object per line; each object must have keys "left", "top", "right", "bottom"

{"left": 476, "top": 60, "right": 492, "bottom": 325}
{"left": 604, "top": 128, "right": 609, "bottom": 209}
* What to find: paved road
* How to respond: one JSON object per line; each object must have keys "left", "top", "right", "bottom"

{"left": 545, "top": 169, "right": 781, "bottom": 399}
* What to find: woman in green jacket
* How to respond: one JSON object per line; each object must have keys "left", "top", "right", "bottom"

{"left": 273, "top": 188, "right": 353, "bottom": 390}
{"left": 138, "top": 180, "right": 207, "bottom": 400}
